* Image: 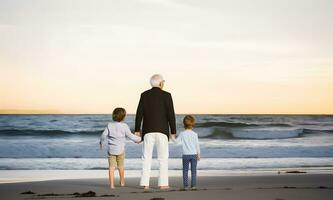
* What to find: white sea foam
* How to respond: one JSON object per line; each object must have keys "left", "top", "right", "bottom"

{"left": 0, "top": 157, "right": 333, "bottom": 170}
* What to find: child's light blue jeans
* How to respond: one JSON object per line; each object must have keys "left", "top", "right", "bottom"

{"left": 182, "top": 154, "right": 197, "bottom": 188}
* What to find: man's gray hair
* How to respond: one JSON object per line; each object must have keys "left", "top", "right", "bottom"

{"left": 150, "top": 74, "right": 164, "bottom": 87}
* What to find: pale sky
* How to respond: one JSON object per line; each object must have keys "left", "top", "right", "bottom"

{"left": 0, "top": 0, "right": 333, "bottom": 114}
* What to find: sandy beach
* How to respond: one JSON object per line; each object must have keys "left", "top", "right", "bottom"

{"left": 0, "top": 174, "right": 332, "bottom": 200}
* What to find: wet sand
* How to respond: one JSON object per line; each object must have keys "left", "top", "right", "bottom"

{"left": 0, "top": 174, "right": 332, "bottom": 200}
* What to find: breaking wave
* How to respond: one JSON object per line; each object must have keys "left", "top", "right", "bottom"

{"left": 202, "top": 128, "right": 304, "bottom": 139}
{"left": 196, "top": 121, "right": 292, "bottom": 128}
{"left": 0, "top": 129, "right": 102, "bottom": 136}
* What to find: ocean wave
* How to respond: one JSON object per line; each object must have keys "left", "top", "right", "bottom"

{"left": 202, "top": 128, "right": 304, "bottom": 140}
{"left": 303, "top": 129, "right": 333, "bottom": 134}
{"left": 0, "top": 129, "right": 102, "bottom": 136}
{"left": 196, "top": 121, "right": 257, "bottom": 127}
{"left": 231, "top": 128, "right": 303, "bottom": 139}
{"left": 196, "top": 121, "right": 292, "bottom": 128}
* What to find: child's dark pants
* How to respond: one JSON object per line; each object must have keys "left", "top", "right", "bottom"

{"left": 182, "top": 154, "right": 197, "bottom": 187}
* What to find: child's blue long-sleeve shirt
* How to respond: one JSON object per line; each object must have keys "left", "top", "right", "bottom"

{"left": 174, "top": 129, "right": 200, "bottom": 155}
{"left": 100, "top": 122, "right": 141, "bottom": 155}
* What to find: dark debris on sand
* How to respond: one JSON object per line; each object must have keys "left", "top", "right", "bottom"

{"left": 21, "top": 190, "right": 121, "bottom": 198}
{"left": 283, "top": 186, "right": 297, "bottom": 189}
{"left": 74, "top": 191, "right": 96, "bottom": 197}
{"left": 257, "top": 186, "right": 332, "bottom": 190}
{"left": 285, "top": 170, "right": 306, "bottom": 174}
{"left": 20, "top": 190, "right": 35, "bottom": 194}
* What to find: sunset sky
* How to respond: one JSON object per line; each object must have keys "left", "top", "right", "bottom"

{"left": 0, "top": 0, "right": 333, "bottom": 114}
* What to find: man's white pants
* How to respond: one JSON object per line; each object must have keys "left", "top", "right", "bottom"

{"left": 140, "top": 132, "right": 169, "bottom": 187}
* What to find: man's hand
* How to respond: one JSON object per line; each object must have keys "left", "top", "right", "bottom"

{"left": 197, "top": 154, "right": 201, "bottom": 161}
{"left": 170, "top": 134, "right": 176, "bottom": 140}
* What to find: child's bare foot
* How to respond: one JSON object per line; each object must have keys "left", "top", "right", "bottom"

{"left": 110, "top": 185, "right": 115, "bottom": 190}
{"left": 120, "top": 181, "right": 125, "bottom": 187}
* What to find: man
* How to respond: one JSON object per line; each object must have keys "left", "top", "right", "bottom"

{"left": 135, "top": 74, "right": 176, "bottom": 190}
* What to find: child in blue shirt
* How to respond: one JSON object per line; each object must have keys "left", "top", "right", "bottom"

{"left": 173, "top": 115, "right": 200, "bottom": 189}
{"left": 100, "top": 107, "right": 141, "bottom": 189}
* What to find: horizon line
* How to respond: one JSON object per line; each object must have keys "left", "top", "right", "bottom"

{"left": 0, "top": 113, "right": 332, "bottom": 116}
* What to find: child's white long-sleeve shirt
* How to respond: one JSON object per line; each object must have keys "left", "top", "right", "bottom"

{"left": 174, "top": 129, "right": 200, "bottom": 155}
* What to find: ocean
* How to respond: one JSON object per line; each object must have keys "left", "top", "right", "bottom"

{"left": 0, "top": 114, "right": 333, "bottom": 173}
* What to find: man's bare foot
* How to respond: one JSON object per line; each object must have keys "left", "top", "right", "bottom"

{"left": 159, "top": 186, "right": 170, "bottom": 190}
{"left": 120, "top": 181, "right": 125, "bottom": 187}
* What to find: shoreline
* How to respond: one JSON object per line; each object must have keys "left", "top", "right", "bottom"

{"left": 0, "top": 174, "right": 332, "bottom": 200}
{"left": 1, "top": 168, "right": 333, "bottom": 184}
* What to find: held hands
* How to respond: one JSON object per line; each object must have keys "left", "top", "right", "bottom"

{"left": 134, "top": 132, "right": 142, "bottom": 144}
{"left": 135, "top": 132, "right": 141, "bottom": 137}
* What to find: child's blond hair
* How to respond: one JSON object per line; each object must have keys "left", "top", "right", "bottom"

{"left": 183, "top": 115, "right": 196, "bottom": 129}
